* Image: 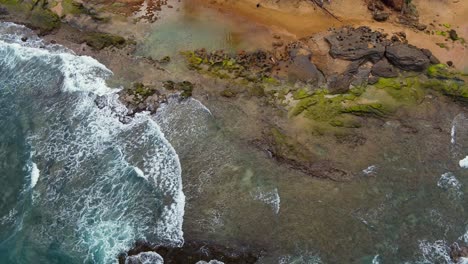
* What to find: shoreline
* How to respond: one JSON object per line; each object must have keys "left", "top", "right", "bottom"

{"left": 1, "top": 0, "right": 468, "bottom": 262}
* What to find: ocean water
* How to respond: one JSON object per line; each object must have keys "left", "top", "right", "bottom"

{"left": 0, "top": 22, "right": 184, "bottom": 263}
{"left": 1, "top": 20, "right": 468, "bottom": 264}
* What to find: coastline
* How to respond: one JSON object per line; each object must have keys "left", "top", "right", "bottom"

{"left": 1, "top": 0, "right": 468, "bottom": 262}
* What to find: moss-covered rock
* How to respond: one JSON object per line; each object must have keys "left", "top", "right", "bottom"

{"left": 220, "top": 88, "right": 237, "bottom": 98}
{"left": 82, "top": 32, "right": 126, "bottom": 50}
{"left": 421, "top": 79, "right": 468, "bottom": 101}
{"left": 427, "top": 64, "right": 455, "bottom": 79}
{"left": 248, "top": 85, "right": 265, "bottom": 97}
{"left": 292, "top": 88, "right": 311, "bottom": 100}
{"left": 341, "top": 103, "right": 389, "bottom": 117}
{"left": 29, "top": 7, "right": 60, "bottom": 34}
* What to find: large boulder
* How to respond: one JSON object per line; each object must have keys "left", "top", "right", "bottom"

{"left": 385, "top": 44, "right": 430, "bottom": 71}
{"left": 287, "top": 54, "right": 325, "bottom": 85}
{"left": 371, "top": 58, "right": 399, "bottom": 77}
{"left": 325, "top": 26, "right": 388, "bottom": 62}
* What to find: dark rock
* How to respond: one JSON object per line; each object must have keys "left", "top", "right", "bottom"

{"left": 119, "top": 116, "right": 132, "bottom": 124}
{"left": 385, "top": 44, "right": 430, "bottom": 71}
{"left": 177, "top": 81, "right": 194, "bottom": 99}
{"left": 325, "top": 26, "right": 388, "bottom": 62}
{"left": 449, "top": 29, "right": 459, "bottom": 41}
{"left": 308, "top": 161, "right": 354, "bottom": 181}
{"left": 447, "top": 61, "right": 453, "bottom": 67}
{"left": 351, "top": 64, "right": 372, "bottom": 87}
{"left": 382, "top": 0, "right": 404, "bottom": 11}
{"left": 428, "top": 55, "right": 440, "bottom": 65}
{"left": 21, "top": 37, "right": 28, "bottom": 42}
{"left": 327, "top": 73, "right": 353, "bottom": 94}
{"left": 450, "top": 243, "right": 468, "bottom": 263}
{"left": 0, "top": 6, "right": 8, "bottom": 15}
{"left": 373, "top": 11, "right": 390, "bottom": 22}
{"left": 368, "top": 1, "right": 385, "bottom": 11}
{"left": 158, "top": 56, "right": 171, "bottom": 63}
{"left": 371, "top": 58, "right": 399, "bottom": 77}
{"left": 120, "top": 240, "right": 260, "bottom": 264}
{"left": 421, "top": 48, "right": 440, "bottom": 64}
{"left": 94, "top": 96, "right": 107, "bottom": 109}
{"left": 368, "top": 76, "right": 379, "bottom": 85}
{"left": 82, "top": 32, "right": 126, "bottom": 50}
{"left": 220, "top": 88, "right": 237, "bottom": 98}
{"left": 287, "top": 55, "right": 325, "bottom": 85}
{"left": 415, "top": 23, "right": 427, "bottom": 31}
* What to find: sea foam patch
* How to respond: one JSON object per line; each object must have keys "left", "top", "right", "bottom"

{"left": 460, "top": 156, "right": 468, "bottom": 168}
{"left": 253, "top": 187, "right": 281, "bottom": 214}
{"left": 30, "top": 162, "right": 40, "bottom": 188}
{"left": 437, "top": 172, "right": 462, "bottom": 198}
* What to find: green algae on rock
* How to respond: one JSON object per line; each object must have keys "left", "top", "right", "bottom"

{"left": 81, "top": 32, "right": 126, "bottom": 50}
{"left": 0, "top": 0, "right": 60, "bottom": 34}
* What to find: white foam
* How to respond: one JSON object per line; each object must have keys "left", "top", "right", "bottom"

{"left": 460, "top": 156, "right": 468, "bottom": 168}
{"left": 196, "top": 260, "right": 225, "bottom": 264}
{"left": 30, "top": 162, "right": 40, "bottom": 188}
{"left": 460, "top": 229, "right": 468, "bottom": 244}
{"left": 372, "top": 254, "right": 381, "bottom": 264}
{"left": 253, "top": 187, "right": 281, "bottom": 214}
{"left": 363, "top": 165, "right": 377, "bottom": 176}
{"left": 418, "top": 240, "right": 452, "bottom": 264}
{"left": 0, "top": 23, "right": 185, "bottom": 264}
{"left": 451, "top": 124, "right": 456, "bottom": 144}
{"left": 125, "top": 252, "right": 164, "bottom": 264}
{"left": 437, "top": 172, "right": 462, "bottom": 198}
{"left": 133, "top": 166, "right": 147, "bottom": 180}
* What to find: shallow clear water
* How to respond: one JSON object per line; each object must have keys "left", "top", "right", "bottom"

{"left": 154, "top": 96, "right": 468, "bottom": 263}
{"left": 0, "top": 23, "right": 184, "bottom": 263}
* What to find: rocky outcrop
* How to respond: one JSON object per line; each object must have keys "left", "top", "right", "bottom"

{"left": 325, "top": 26, "right": 388, "bottom": 62}
{"left": 385, "top": 44, "right": 430, "bottom": 71}
{"left": 450, "top": 243, "right": 468, "bottom": 263}
{"left": 120, "top": 240, "right": 260, "bottom": 264}
{"left": 287, "top": 54, "right": 325, "bottom": 84}
{"left": 371, "top": 58, "right": 399, "bottom": 77}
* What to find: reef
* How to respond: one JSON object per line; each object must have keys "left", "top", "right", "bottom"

{"left": 119, "top": 240, "right": 260, "bottom": 264}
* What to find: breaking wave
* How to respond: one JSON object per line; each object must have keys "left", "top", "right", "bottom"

{"left": 0, "top": 22, "right": 184, "bottom": 263}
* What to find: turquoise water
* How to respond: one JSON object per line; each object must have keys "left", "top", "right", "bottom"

{"left": 0, "top": 22, "right": 184, "bottom": 263}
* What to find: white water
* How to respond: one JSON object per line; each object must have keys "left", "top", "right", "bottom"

{"left": 0, "top": 22, "right": 185, "bottom": 263}
{"left": 253, "top": 187, "right": 281, "bottom": 214}
{"left": 29, "top": 162, "right": 40, "bottom": 188}
{"left": 125, "top": 252, "right": 164, "bottom": 264}
{"left": 437, "top": 172, "right": 463, "bottom": 198}
{"left": 460, "top": 156, "right": 468, "bottom": 168}
{"left": 363, "top": 165, "right": 377, "bottom": 176}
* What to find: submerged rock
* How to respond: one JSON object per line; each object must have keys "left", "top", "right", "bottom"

{"left": 450, "top": 243, "right": 468, "bottom": 263}
{"left": 81, "top": 32, "right": 126, "bottom": 50}
{"left": 120, "top": 240, "right": 260, "bottom": 264}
